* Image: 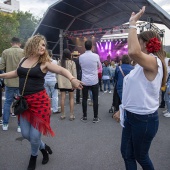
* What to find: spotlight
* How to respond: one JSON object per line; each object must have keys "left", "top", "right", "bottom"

{"left": 139, "top": 26, "right": 144, "bottom": 32}
{"left": 145, "top": 23, "right": 151, "bottom": 29}
{"left": 159, "top": 33, "right": 164, "bottom": 38}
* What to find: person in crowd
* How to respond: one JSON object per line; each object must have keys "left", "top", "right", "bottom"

{"left": 160, "top": 51, "right": 170, "bottom": 109}
{"left": 44, "top": 50, "right": 60, "bottom": 114}
{"left": 0, "top": 70, "right": 4, "bottom": 125}
{"left": 98, "top": 61, "right": 103, "bottom": 91}
{"left": 109, "top": 60, "right": 116, "bottom": 87}
{"left": 0, "top": 35, "right": 82, "bottom": 170}
{"left": 113, "top": 6, "right": 167, "bottom": 170}
{"left": 79, "top": 40, "right": 101, "bottom": 123}
{"left": 163, "top": 66, "right": 170, "bottom": 117}
{"left": 72, "top": 51, "right": 81, "bottom": 104}
{"left": 115, "top": 55, "right": 134, "bottom": 101}
{"left": 102, "top": 60, "right": 112, "bottom": 93}
{"left": 0, "top": 37, "right": 24, "bottom": 132}
{"left": 58, "top": 49, "right": 77, "bottom": 121}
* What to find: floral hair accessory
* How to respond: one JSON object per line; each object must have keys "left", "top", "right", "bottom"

{"left": 146, "top": 37, "right": 161, "bottom": 53}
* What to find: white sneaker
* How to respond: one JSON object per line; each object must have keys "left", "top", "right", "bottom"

{"left": 2, "top": 124, "right": 8, "bottom": 131}
{"left": 17, "top": 126, "right": 21, "bottom": 133}
{"left": 104, "top": 91, "right": 107, "bottom": 93}
{"left": 162, "top": 110, "right": 168, "bottom": 114}
{"left": 11, "top": 113, "right": 16, "bottom": 118}
{"left": 164, "top": 112, "right": 170, "bottom": 117}
{"left": 88, "top": 102, "right": 93, "bottom": 106}
{"left": 109, "top": 91, "right": 112, "bottom": 94}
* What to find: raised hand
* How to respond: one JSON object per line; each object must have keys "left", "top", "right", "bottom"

{"left": 129, "top": 6, "right": 145, "bottom": 25}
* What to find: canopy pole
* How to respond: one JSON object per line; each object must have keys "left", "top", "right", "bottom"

{"left": 59, "top": 29, "right": 63, "bottom": 59}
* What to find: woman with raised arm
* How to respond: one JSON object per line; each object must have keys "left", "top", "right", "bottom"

{"left": 114, "top": 6, "right": 167, "bottom": 170}
{"left": 0, "top": 35, "right": 83, "bottom": 170}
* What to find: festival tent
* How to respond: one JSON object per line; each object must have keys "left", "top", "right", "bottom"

{"left": 33, "top": 0, "right": 170, "bottom": 56}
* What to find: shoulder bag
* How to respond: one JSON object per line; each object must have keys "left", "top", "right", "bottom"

{"left": 119, "top": 66, "right": 125, "bottom": 77}
{"left": 12, "top": 61, "right": 38, "bottom": 115}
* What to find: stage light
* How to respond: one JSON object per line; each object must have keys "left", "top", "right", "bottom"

{"left": 117, "top": 50, "right": 120, "bottom": 55}
{"left": 139, "top": 26, "right": 144, "bottom": 32}
{"left": 109, "top": 42, "right": 112, "bottom": 50}
{"left": 145, "top": 23, "right": 151, "bottom": 29}
{"left": 105, "top": 42, "right": 108, "bottom": 50}
{"left": 124, "top": 44, "right": 128, "bottom": 49}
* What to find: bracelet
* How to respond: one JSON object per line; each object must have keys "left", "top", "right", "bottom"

{"left": 129, "top": 25, "right": 137, "bottom": 29}
{"left": 70, "top": 77, "right": 76, "bottom": 82}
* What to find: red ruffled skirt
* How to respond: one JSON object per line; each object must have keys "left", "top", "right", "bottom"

{"left": 21, "top": 90, "right": 55, "bottom": 137}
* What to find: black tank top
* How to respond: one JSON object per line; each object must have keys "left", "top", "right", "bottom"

{"left": 17, "top": 58, "right": 46, "bottom": 95}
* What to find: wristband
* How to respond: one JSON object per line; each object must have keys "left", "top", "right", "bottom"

{"left": 70, "top": 77, "right": 76, "bottom": 82}
{"left": 129, "top": 25, "right": 137, "bottom": 29}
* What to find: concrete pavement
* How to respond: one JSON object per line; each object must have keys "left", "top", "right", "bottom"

{"left": 0, "top": 91, "right": 170, "bottom": 170}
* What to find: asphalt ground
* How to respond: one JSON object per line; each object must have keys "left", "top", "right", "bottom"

{"left": 0, "top": 90, "right": 170, "bottom": 170}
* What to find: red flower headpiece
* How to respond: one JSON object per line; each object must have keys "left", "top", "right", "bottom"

{"left": 146, "top": 37, "right": 161, "bottom": 53}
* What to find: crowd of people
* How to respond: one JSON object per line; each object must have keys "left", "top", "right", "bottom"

{"left": 0, "top": 5, "right": 170, "bottom": 170}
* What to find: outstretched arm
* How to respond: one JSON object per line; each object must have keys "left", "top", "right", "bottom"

{"left": 0, "top": 70, "right": 18, "bottom": 79}
{"left": 46, "top": 61, "right": 83, "bottom": 89}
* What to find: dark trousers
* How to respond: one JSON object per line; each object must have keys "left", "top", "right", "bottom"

{"left": 76, "top": 89, "right": 80, "bottom": 103}
{"left": 121, "top": 110, "right": 159, "bottom": 170}
{"left": 160, "top": 91, "right": 165, "bottom": 106}
{"left": 82, "top": 83, "right": 99, "bottom": 118}
{"left": 76, "top": 75, "right": 81, "bottom": 103}
{"left": 98, "top": 78, "right": 102, "bottom": 90}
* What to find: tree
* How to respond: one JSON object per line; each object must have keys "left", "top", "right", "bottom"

{"left": 0, "top": 12, "right": 19, "bottom": 54}
{"left": 0, "top": 11, "right": 39, "bottom": 55}
{"left": 167, "top": 52, "right": 170, "bottom": 58}
{"left": 13, "top": 11, "right": 39, "bottom": 47}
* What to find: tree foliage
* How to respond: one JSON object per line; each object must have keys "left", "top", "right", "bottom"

{"left": 167, "top": 52, "right": 170, "bottom": 58}
{"left": 0, "top": 12, "right": 19, "bottom": 54}
{"left": 0, "top": 11, "right": 39, "bottom": 55}
{"left": 14, "top": 11, "right": 39, "bottom": 47}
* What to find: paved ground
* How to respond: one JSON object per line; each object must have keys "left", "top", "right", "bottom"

{"left": 0, "top": 90, "right": 170, "bottom": 170}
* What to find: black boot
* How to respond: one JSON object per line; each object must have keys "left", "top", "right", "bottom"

{"left": 40, "top": 149, "right": 49, "bottom": 164}
{"left": 27, "top": 155, "right": 37, "bottom": 170}
{"left": 40, "top": 144, "right": 52, "bottom": 164}
{"left": 45, "top": 144, "right": 52, "bottom": 154}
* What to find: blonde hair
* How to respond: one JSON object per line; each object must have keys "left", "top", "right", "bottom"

{"left": 24, "top": 35, "right": 50, "bottom": 63}
{"left": 138, "top": 31, "right": 167, "bottom": 86}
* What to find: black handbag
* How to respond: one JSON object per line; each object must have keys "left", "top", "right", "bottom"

{"left": 12, "top": 96, "right": 28, "bottom": 115}
{"left": 12, "top": 61, "right": 38, "bottom": 115}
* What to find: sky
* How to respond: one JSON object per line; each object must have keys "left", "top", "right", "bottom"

{"left": 17, "top": 0, "right": 170, "bottom": 18}
{"left": 1, "top": 0, "right": 170, "bottom": 45}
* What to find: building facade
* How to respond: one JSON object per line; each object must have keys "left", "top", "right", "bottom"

{"left": 0, "top": 0, "right": 19, "bottom": 13}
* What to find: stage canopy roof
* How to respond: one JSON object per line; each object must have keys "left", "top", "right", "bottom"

{"left": 33, "top": 0, "right": 170, "bottom": 55}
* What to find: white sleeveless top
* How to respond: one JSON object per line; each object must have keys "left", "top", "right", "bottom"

{"left": 122, "top": 54, "right": 163, "bottom": 115}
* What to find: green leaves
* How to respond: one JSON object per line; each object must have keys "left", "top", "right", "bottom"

{"left": 0, "top": 11, "right": 39, "bottom": 55}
